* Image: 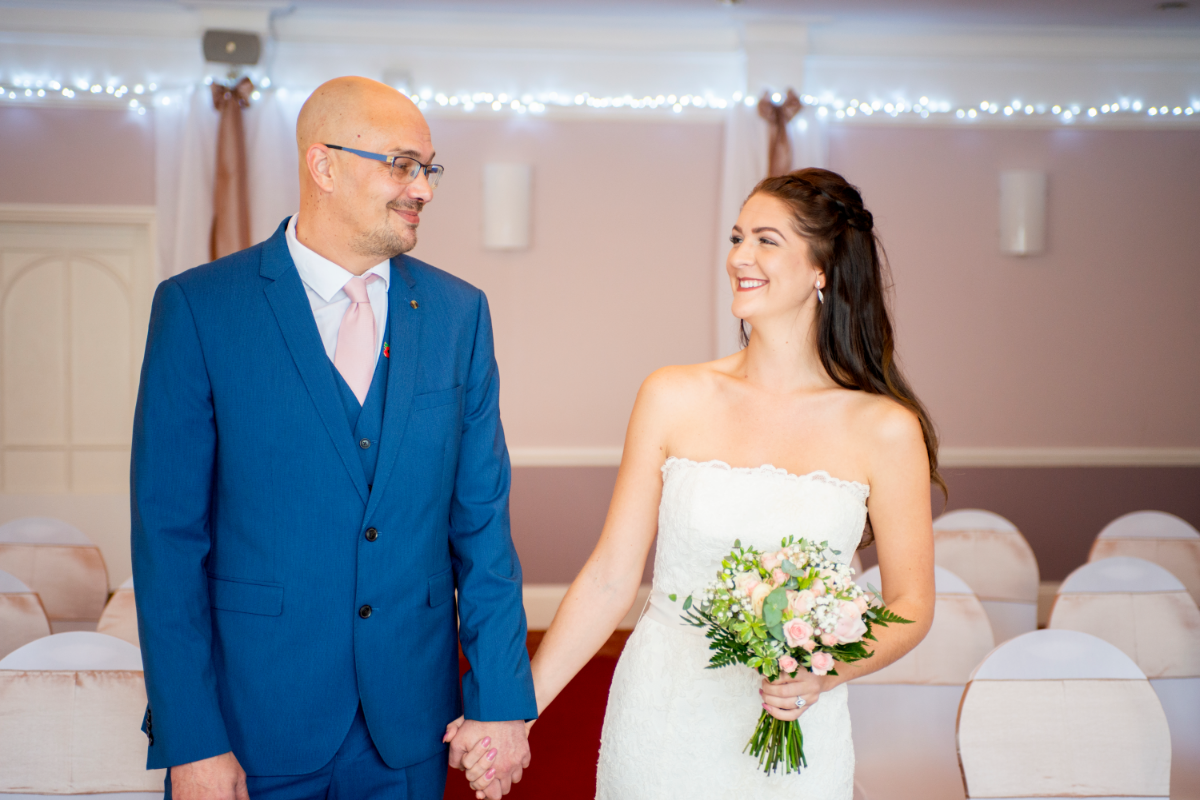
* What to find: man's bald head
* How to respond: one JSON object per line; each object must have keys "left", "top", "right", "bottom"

{"left": 297, "top": 76, "right": 428, "bottom": 158}
{"left": 294, "top": 76, "right": 436, "bottom": 272}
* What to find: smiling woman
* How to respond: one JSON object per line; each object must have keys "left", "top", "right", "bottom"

{"left": 738, "top": 169, "right": 947, "bottom": 519}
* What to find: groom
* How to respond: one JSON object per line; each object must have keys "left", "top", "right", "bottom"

{"left": 131, "top": 76, "right": 535, "bottom": 799}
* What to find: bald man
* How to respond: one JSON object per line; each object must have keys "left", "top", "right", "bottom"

{"left": 131, "top": 77, "right": 536, "bottom": 800}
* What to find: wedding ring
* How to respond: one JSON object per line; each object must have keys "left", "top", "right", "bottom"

{"left": 794, "top": 696, "right": 806, "bottom": 709}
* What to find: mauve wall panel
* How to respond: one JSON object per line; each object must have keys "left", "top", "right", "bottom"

{"left": 512, "top": 465, "right": 1200, "bottom": 584}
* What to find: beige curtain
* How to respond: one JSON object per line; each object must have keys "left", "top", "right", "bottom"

{"left": 757, "top": 89, "right": 803, "bottom": 177}
{"left": 210, "top": 77, "right": 255, "bottom": 261}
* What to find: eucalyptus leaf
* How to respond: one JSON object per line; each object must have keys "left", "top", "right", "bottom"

{"left": 669, "top": 593, "right": 677, "bottom": 602}
{"left": 781, "top": 559, "right": 805, "bottom": 577}
{"left": 683, "top": 595, "right": 693, "bottom": 610}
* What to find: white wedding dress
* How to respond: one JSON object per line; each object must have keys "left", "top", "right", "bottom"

{"left": 596, "top": 457, "right": 869, "bottom": 799}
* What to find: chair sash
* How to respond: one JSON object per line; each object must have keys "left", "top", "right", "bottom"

{"left": 1049, "top": 592, "right": 1200, "bottom": 678}
{"left": 958, "top": 678, "right": 1170, "bottom": 798}
{"left": 97, "top": 588, "right": 140, "bottom": 648}
{"left": 0, "top": 670, "right": 165, "bottom": 793}
{"left": 0, "top": 543, "right": 108, "bottom": 629}
{"left": 1090, "top": 538, "right": 1200, "bottom": 608}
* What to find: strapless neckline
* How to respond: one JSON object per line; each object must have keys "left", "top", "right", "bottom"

{"left": 663, "top": 456, "right": 870, "bottom": 503}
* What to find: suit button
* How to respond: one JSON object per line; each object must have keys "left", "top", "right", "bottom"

{"left": 365, "top": 527, "right": 378, "bottom": 542}
{"left": 359, "top": 605, "right": 372, "bottom": 618}
{"left": 359, "top": 438, "right": 371, "bottom": 449}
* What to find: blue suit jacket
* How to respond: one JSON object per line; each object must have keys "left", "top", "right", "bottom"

{"left": 131, "top": 219, "right": 537, "bottom": 774}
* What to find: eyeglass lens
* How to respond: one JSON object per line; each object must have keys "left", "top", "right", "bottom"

{"left": 391, "top": 157, "right": 443, "bottom": 188}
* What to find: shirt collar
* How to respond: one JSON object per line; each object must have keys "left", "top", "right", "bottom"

{"left": 286, "top": 214, "right": 390, "bottom": 303}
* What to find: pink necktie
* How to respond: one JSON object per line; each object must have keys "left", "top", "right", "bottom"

{"left": 333, "top": 274, "right": 380, "bottom": 404}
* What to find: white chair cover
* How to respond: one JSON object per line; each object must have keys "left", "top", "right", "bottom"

{"left": 0, "top": 633, "right": 163, "bottom": 797}
{"left": 0, "top": 517, "right": 109, "bottom": 633}
{"left": 0, "top": 569, "right": 51, "bottom": 660}
{"left": 1090, "top": 510, "right": 1200, "bottom": 608}
{"left": 1049, "top": 556, "right": 1200, "bottom": 799}
{"left": 958, "top": 629, "right": 1171, "bottom": 799}
{"left": 849, "top": 566, "right": 994, "bottom": 800}
{"left": 933, "top": 509, "right": 1039, "bottom": 643}
{"left": 98, "top": 577, "right": 139, "bottom": 648}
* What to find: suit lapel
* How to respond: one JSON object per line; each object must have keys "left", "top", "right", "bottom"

{"left": 260, "top": 220, "right": 369, "bottom": 503}
{"left": 365, "top": 256, "right": 422, "bottom": 520}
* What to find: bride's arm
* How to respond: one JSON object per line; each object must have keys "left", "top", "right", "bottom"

{"left": 761, "top": 402, "right": 935, "bottom": 719}
{"left": 526, "top": 371, "right": 678, "bottom": 715}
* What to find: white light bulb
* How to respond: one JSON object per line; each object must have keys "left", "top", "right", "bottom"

{"left": 836, "top": 109, "right": 845, "bottom": 118}
{"left": 129, "top": 99, "right": 138, "bottom": 108}
{"left": 919, "top": 96, "right": 928, "bottom": 104}
{"left": 261, "top": 77, "right": 271, "bottom": 88}
{"left": 771, "top": 92, "right": 782, "bottom": 103}
{"left": 1148, "top": 107, "right": 1158, "bottom": 115}
{"left": 818, "top": 107, "right": 828, "bottom": 117}
{"left": 968, "top": 108, "right": 977, "bottom": 118}
{"left": 1101, "top": 104, "right": 1110, "bottom": 113}
{"left": 956, "top": 109, "right": 965, "bottom": 118}
{"left": 1024, "top": 105, "right": 1033, "bottom": 114}
{"left": 1052, "top": 105, "right": 1061, "bottom": 113}
{"left": 491, "top": 100, "right": 501, "bottom": 110}
{"left": 744, "top": 96, "right": 754, "bottom": 106}
{"left": 49, "top": 81, "right": 60, "bottom": 90}
{"left": 1088, "top": 108, "right": 1097, "bottom": 116}
{"left": 162, "top": 97, "right": 170, "bottom": 105}
{"left": 980, "top": 101, "right": 989, "bottom": 110}
{"left": 1174, "top": 107, "right": 1183, "bottom": 114}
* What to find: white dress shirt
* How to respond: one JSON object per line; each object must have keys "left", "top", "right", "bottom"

{"left": 286, "top": 214, "right": 390, "bottom": 364}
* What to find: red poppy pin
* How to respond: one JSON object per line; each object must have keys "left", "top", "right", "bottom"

{"left": 383, "top": 342, "right": 390, "bottom": 358}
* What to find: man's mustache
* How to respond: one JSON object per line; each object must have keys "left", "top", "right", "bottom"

{"left": 389, "top": 200, "right": 424, "bottom": 214}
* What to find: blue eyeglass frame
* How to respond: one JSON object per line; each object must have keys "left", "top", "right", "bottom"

{"left": 324, "top": 144, "right": 444, "bottom": 187}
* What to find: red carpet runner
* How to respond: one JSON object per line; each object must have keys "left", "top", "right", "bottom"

{"left": 445, "top": 631, "right": 630, "bottom": 800}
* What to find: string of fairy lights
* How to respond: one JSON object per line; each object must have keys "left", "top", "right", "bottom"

{"left": 2, "top": 74, "right": 1197, "bottom": 124}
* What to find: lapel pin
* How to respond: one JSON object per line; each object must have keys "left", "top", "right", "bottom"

{"left": 410, "top": 300, "right": 419, "bottom": 309}
{"left": 383, "top": 342, "right": 390, "bottom": 358}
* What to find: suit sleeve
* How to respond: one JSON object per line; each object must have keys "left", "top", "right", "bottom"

{"left": 449, "top": 291, "right": 539, "bottom": 722}
{"left": 130, "top": 278, "right": 232, "bottom": 768}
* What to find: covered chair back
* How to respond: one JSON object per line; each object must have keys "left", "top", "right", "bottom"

{"left": 0, "top": 568, "right": 51, "bottom": 659}
{"left": 98, "top": 576, "right": 140, "bottom": 648}
{"left": 957, "top": 629, "right": 1171, "bottom": 799}
{"left": 1089, "top": 510, "right": 1200, "bottom": 607}
{"left": 932, "top": 509, "right": 1038, "bottom": 642}
{"left": 1049, "top": 556, "right": 1200, "bottom": 799}
{"left": 0, "top": 632, "right": 163, "bottom": 797}
{"left": 0, "top": 517, "right": 109, "bottom": 632}
{"left": 848, "top": 565, "right": 994, "bottom": 800}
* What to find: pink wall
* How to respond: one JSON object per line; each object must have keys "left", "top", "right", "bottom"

{"left": 827, "top": 127, "right": 1200, "bottom": 448}
{"left": 0, "top": 106, "right": 155, "bottom": 205}
{"left": 411, "top": 117, "right": 722, "bottom": 447}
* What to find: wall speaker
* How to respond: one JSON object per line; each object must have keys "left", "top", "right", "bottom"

{"left": 999, "top": 170, "right": 1047, "bottom": 256}
{"left": 483, "top": 163, "right": 532, "bottom": 250}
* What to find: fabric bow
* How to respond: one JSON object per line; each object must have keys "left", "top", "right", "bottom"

{"left": 757, "top": 89, "right": 803, "bottom": 178}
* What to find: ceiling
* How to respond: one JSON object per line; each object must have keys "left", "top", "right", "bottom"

{"left": 58, "top": 0, "right": 1200, "bottom": 28}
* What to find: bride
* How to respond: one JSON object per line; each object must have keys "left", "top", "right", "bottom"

{"left": 460, "top": 167, "right": 939, "bottom": 798}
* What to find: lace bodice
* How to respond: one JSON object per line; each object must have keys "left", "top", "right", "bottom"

{"left": 596, "top": 457, "right": 868, "bottom": 799}
{"left": 651, "top": 457, "right": 869, "bottom": 602}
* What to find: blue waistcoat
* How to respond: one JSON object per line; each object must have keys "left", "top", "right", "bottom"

{"left": 334, "top": 350, "right": 388, "bottom": 489}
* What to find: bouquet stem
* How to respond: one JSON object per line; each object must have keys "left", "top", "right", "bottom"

{"left": 744, "top": 710, "right": 806, "bottom": 775}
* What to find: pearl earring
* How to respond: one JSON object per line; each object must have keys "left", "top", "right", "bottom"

{"left": 817, "top": 284, "right": 824, "bottom": 304}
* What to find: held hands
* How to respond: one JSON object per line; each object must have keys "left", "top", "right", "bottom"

{"left": 168, "top": 751, "right": 249, "bottom": 800}
{"left": 759, "top": 671, "right": 832, "bottom": 722}
{"left": 444, "top": 717, "right": 531, "bottom": 799}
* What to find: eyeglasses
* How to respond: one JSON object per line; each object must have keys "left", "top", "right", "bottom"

{"left": 324, "top": 144, "right": 444, "bottom": 188}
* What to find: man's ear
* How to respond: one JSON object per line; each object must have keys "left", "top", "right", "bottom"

{"left": 306, "top": 144, "right": 336, "bottom": 194}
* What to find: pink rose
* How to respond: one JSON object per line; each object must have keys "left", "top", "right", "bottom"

{"left": 790, "top": 589, "right": 815, "bottom": 616}
{"left": 834, "top": 600, "right": 868, "bottom": 643}
{"left": 820, "top": 632, "right": 838, "bottom": 646}
{"left": 750, "top": 583, "right": 773, "bottom": 617}
{"left": 854, "top": 596, "right": 870, "bottom": 614}
{"left": 733, "top": 572, "right": 760, "bottom": 596}
{"left": 760, "top": 551, "right": 783, "bottom": 570}
{"left": 811, "top": 579, "right": 826, "bottom": 597}
{"left": 800, "top": 638, "right": 816, "bottom": 652}
{"left": 810, "top": 651, "right": 835, "bottom": 675}
{"left": 778, "top": 655, "right": 799, "bottom": 675}
{"left": 782, "top": 618, "right": 814, "bottom": 649}
{"left": 771, "top": 568, "right": 787, "bottom": 587}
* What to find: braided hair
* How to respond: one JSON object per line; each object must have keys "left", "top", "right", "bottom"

{"left": 741, "top": 168, "right": 946, "bottom": 543}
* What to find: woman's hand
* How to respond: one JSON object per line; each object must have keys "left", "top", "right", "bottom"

{"left": 759, "top": 671, "right": 832, "bottom": 721}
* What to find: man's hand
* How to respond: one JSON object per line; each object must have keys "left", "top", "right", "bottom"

{"left": 448, "top": 719, "right": 530, "bottom": 799}
{"left": 168, "top": 751, "right": 249, "bottom": 800}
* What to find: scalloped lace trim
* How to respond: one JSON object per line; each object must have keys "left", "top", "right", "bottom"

{"left": 662, "top": 456, "right": 870, "bottom": 501}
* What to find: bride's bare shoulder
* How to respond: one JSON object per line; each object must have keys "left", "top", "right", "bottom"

{"left": 635, "top": 359, "right": 732, "bottom": 415}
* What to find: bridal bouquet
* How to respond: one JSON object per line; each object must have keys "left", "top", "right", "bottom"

{"left": 672, "top": 536, "right": 911, "bottom": 775}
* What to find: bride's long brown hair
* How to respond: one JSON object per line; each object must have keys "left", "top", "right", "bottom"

{"left": 741, "top": 168, "right": 945, "bottom": 545}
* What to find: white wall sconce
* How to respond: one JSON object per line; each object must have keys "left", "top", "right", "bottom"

{"left": 483, "top": 163, "right": 532, "bottom": 250}
{"left": 999, "top": 170, "right": 1047, "bottom": 256}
